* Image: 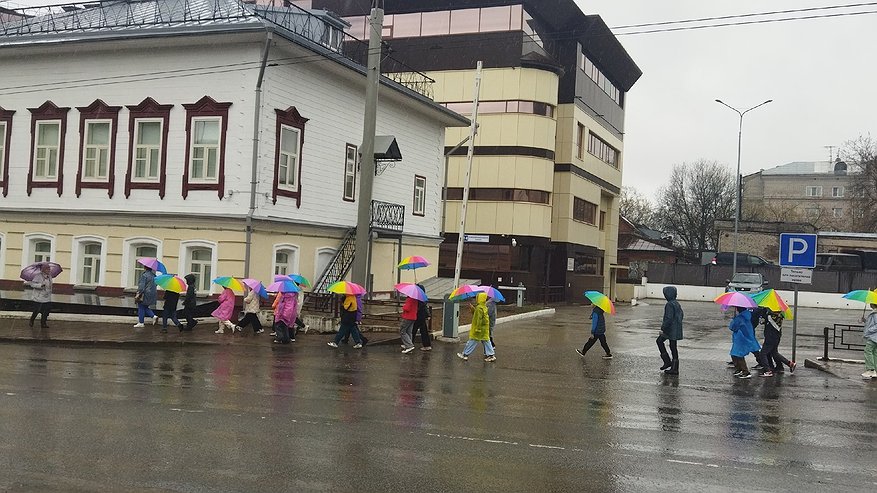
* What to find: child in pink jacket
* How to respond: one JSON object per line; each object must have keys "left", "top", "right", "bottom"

{"left": 213, "top": 287, "right": 239, "bottom": 334}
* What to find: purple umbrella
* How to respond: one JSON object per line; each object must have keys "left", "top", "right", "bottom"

{"left": 20, "top": 262, "right": 63, "bottom": 281}
{"left": 137, "top": 257, "right": 168, "bottom": 274}
{"left": 242, "top": 278, "right": 269, "bottom": 299}
{"left": 395, "top": 283, "right": 428, "bottom": 301}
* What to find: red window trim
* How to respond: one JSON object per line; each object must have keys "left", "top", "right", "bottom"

{"left": 75, "top": 99, "right": 121, "bottom": 198}
{"left": 27, "top": 101, "right": 70, "bottom": 197}
{"left": 413, "top": 174, "right": 426, "bottom": 217}
{"left": 272, "top": 106, "right": 308, "bottom": 207}
{"left": 125, "top": 97, "right": 173, "bottom": 199}
{"left": 182, "top": 96, "right": 232, "bottom": 200}
{"left": 0, "top": 106, "right": 13, "bottom": 197}
{"left": 342, "top": 143, "right": 357, "bottom": 203}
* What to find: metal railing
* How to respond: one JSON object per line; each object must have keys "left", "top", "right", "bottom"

{"left": 1, "top": 0, "right": 435, "bottom": 98}
{"left": 821, "top": 324, "right": 867, "bottom": 361}
{"left": 370, "top": 200, "right": 404, "bottom": 234}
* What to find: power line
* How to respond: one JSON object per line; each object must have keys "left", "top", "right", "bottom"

{"left": 610, "top": 1, "right": 877, "bottom": 30}
{"left": 615, "top": 9, "right": 877, "bottom": 36}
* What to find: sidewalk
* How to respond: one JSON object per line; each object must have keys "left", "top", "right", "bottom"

{"left": 805, "top": 356, "right": 876, "bottom": 381}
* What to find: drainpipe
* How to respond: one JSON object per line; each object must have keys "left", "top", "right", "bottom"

{"left": 244, "top": 28, "right": 274, "bottom": 279}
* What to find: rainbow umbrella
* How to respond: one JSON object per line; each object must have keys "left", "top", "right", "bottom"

{"left": 242, "top": 278, "right": 269, "bottom": 299}
{"left": 842, "top": 289, "right": 877, "bottom": 304}
{"left": 449, "top": 284, "right": 481, "bottom": 302}
{"left": 395, "top": 283, "right": 428, "bottom": 302}
{"left": 714, "top": 291, "right": 757, "bottom": 309}
{"left": 20, "top": 261, "right": 63, "bottom": 281}
{"left": 327, "top": 280, "right": 367, "bottom": 295}
{"left": 750, "top": 289, "right": 793, "bottom": 320}
{"left": 476, "top": 285, "right": 506, "bottom": 302}
{"left": 212, "top": 276, "right": 246, "bottom": 292}
{"left": 287, "top": 274, "right": 312, "bottom": 288}
{"left": 267, "top": 280, "right": 301, "bottom": 293}
{"left": 137, "top": 257, "right": 167, "bottom": 274}
{"left": 398, "top": 256, "right": 430, "bottom": 281}
{"left": 155, "top": 274, "right": 188, "bottom": 294}
{"left": 584, "top": 290, "right": 616, "bottom": 315}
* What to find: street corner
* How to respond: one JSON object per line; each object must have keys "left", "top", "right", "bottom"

{"left": 805, "top": 357, "right": 875, "bottom": 382}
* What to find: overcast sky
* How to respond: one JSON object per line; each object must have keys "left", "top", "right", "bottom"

{"left": 4, "top": 1, "right": 875, "bottom": 200}
{"left": 578, "top": 0, "right": 877, "bottom": 199}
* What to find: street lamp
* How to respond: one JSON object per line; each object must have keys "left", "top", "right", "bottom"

{"left": 715, "top": 98, "right": 773, "bottom": 275}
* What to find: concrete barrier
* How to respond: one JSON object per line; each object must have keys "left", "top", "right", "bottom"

{"left": 640, "top": 282, "right": 863, "bottom": 310}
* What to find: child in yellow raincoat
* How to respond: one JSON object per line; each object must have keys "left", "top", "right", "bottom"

{"left": 457, "top": 292, "right": 496, "bottom": 362}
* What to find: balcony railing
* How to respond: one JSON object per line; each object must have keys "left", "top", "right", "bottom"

{"left": 370, "top": 200, "right": 404, "bottom": 234}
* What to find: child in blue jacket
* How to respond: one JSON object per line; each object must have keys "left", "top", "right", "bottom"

{"left": 576, "top": 306, "right": 612, "bottom": 359}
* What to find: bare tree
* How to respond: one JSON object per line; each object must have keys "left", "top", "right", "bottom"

{"left": 654, "top": 160, "right": 735, "bottom": 256}
{"left": 841, "top": 134, "right": 877, "bottom": 232}
{"left": 619, "top": 186, "right": 656, "bottom": 226}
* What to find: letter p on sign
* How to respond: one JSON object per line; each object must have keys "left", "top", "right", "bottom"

{"left": 779, "top": 233, "right": 817, "bottom": 269}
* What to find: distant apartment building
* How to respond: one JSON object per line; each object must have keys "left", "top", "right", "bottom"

{"left": 742, "top": 160, "right": 858, "bottom": 231}
{"left": 294, "top": 0, "right": 642, "bottom": 301}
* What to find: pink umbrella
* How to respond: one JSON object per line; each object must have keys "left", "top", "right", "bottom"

{"left": 714, "top": 291, "right": 757, "bottom": 308}
{"left": 20, "top": 262, "right": 62, "bottom": 281}
{"left": 395, "top": 283, "right": 428, "bottom": 302}
{"left": 241, "top": 278, "right": 269, "bottom": 299}
{"left": 137, "top": 257, "right": 167, "bottom": 274}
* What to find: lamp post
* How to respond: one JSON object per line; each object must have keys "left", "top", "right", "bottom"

{"left": 715, "top": 98, "right": 772, "bottom": 276}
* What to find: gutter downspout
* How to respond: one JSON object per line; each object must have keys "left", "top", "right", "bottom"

{"left": 244, "top": 28, "right": 274, "bottom": 279}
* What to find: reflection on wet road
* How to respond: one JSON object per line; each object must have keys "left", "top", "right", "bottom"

{"left": 0, "top": 304, "right": 875, "bottom": 492}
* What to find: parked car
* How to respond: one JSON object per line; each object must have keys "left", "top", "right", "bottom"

{"left": 815, "top": 253, "right": 863, "bottom": 271}
{"left": 712, "top": 252, "right": 772, "bottom": 267}
{"left": 726, "top": 273, "right": 768, "bottom": 293}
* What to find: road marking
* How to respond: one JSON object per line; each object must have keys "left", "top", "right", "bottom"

{"left": 529, "top": 444, "right": 566, "bottom": 450}
{"left": 5, "top": 392, "right": 16, "bottom": 396}
{"left": 667, "top": 459, "right": 702, "bottom": 466}
{"left": 170, "top": 408, "right": 204, "bottom": 413}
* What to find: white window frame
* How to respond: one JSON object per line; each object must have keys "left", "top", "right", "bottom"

{"left": 272, "top": 244, "right": 300, "bottom": 276}
{"left": 832, "top": 208, "right": 844, "bottom": 218}
{"left": 132, "top": 118, "right": 163, "bottom": 182}
{"left": 82, "top": 119, "right": 112, "bottom": 182}
{"left": 22, "top": 233, "right": 56, "bottom": 271}
{"left": 179, "top": 240, "right": 218, "bottom": 295}
{"left": 121, "top": 237, "right": 163, "bottom": 289}
{"left": 832, "top": 186, "right": 844, "bottom": 198}
{"left": 33, "top": 120, "right": 62, "bottom": 180}
{"left": 314, "top": 247, "right": 337, "bottom": 282}
{"left": 343, "top": 144, "right": 357, "bottom": 201}
{"left": 70, "top": 235, "right": 107, "bottom": 286}
{"left": 188, "top": 116, "right": 222, "bottom": 184}
{"left": 806, "top": 186, "right": 823, "bottom": 197}
{"left": 0, "top": 121, "right": 6, "bottom": 180}
{"left": 805, "top": 207, "right": 820, "bottom": 218}
{"left": 278, "top": 124, "right": 300, "bottom": 191}
{"left": 413, "top": 175, "right": 426, "bottom": 216}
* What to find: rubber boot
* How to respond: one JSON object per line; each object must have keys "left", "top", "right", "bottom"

{"left": 664, "top": 359, "right": 679, "bottom": 375}
{"left": 660, "top": 353, "right": 672, "bottom": 371}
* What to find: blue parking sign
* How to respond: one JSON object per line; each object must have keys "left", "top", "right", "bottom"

{"left": 779, "top": 233, "right": 817, "bottom": 268}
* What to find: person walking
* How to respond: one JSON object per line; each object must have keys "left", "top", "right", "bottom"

{"left": 273, "top": 291, "right": 299, "bottom": 344}
{"left": 237, "top": 286, "right": 264, "bottom": 335}
{"left": 576, "top": 305, "right": 612, "bottom": 360}
{"left": 756, "top": 310, "right": 796, "bottom": 377}
{"left": 657, "top": 286, "right": 683, "bottom": 375}
{"left": 457, "top": 292, "right": 496, "bottom": 362}
{"left": 412, "top": 283, "right": 432, "bottom": 351}
{"left": 730, "top": 307, "right": 761, "bottom": 379}
{"left": 134, "top": 266, "right": 158, "bottom": 328}
{"left": 213, "top": 287, "right": 239, "bottom": 334}
{"left": 27, "top": 263, "right": 53, "bottom": 328}
{"left": 328, "top": 294, "right": 364, "bottom": 348}
{"left": 399, "top": 292, "right": 418, "bottom": 354}
{"left": 160, "top": 289, "right": 183, "bottom": 333}
{"left": 181, "top": 273, "right": 198, "bottom": 331}
{"left": 486, "top": 296, "right": 497, "bottom": 349}
{"left": 861, "top": 303, "right": 877, "bottom": 379}
{"left": 339, "top": 294, "right": 368, "bottom": 346}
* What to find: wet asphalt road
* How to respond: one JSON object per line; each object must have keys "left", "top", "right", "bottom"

{"left": 0, "top": 302, "right": 875, "bottom": 492}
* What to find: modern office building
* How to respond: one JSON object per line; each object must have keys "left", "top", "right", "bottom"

{"left": 295, "top": 0, "right": 642, "bottom": 300}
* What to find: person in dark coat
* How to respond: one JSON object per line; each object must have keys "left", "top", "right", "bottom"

{"left": 576, "top": 305, "right": 612, "bottom": 359}
{"left": 182, "top": 273, "right": 198, "bottom": 331}
{"left": 161, "top": 290, "right": 183, "bottom": 333}
{"left": 412, "top": 283, "right": 432, "bottom": 351}
{"left": 657, "top": 286, "right": 684, "bottom": 375}
{"left": 756, "top": 310, "right": 796, "bottom": 376}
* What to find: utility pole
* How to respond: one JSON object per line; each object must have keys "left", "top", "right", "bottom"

{"left": 442, "top": 62, "right": 482, "bottom": 339}
{"left": 351, "top": 1, "right": 383, "bottom": 288}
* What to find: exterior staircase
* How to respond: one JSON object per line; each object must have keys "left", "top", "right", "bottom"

{"left": 303, "top": 227, "right": 356, "bottom": 312}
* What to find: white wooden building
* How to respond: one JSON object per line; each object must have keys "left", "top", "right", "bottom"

{"left": 0, "top": 0, "right": 467, "bottom": 297}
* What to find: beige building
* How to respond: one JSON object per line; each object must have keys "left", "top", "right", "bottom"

{"left": 743, "top": 160, "right": 859, "bottom": 231}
